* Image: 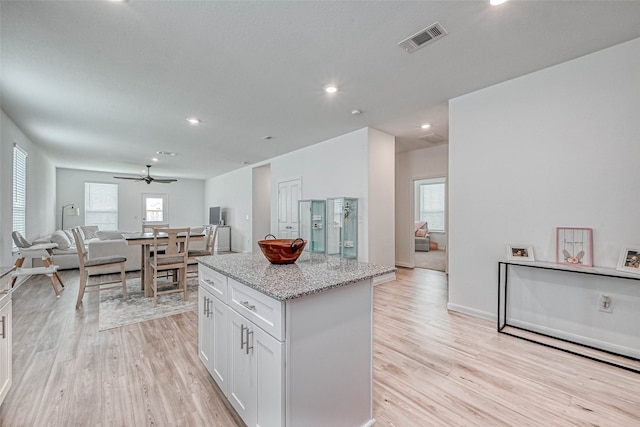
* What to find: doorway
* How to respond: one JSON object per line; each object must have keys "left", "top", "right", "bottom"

{"left": 413, "top": 177, "right": 446, "bottom": 272}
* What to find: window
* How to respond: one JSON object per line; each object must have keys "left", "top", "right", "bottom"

{"left": 85, "top": 182, "right": 118, "bottom": 230}
{"left": 415, "top": 177, "right": 446, "bottom": 233}
{"left": 12, "top": 144, "right": 27, "bottom": 251}
{"left": 143, "top": 193, "right": 168, "bottom": 224}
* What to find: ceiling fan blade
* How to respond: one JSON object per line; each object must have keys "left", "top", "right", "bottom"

{"left": 113, "top": 176, "right": 145, "bottom": 180}
{"left": 153, "top": 179, "right": 178, "bottom": 183}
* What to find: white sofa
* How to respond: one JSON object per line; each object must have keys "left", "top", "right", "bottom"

{"left": 33, "top": 228, "right": 141, "bottom": 274}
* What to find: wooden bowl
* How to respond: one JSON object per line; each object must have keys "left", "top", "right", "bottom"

{"left": 257, "top": 237, "right": 307, "bottom": 264}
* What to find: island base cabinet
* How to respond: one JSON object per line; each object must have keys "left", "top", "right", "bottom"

{"left": 198, "top": 286, "right": 227, "bottom": 393}
{"left": 227, "top": 307, "right": 283, "bottom": 427}
{"left": 0, "top": 294, "right": 12, "bottom": 407}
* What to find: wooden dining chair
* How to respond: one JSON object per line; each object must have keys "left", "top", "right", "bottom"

{"left": 72, "top": 228, "right": 127, "bottom": 309}
{"left": 149, "top": 227, "right": 190, "bottom": 306}
{"left": 186, "top": 225, "right": 218, "bottom": 278}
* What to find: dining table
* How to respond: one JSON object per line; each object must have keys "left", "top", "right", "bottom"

{"left": 122, "top": 231, "right": 205, "bottom": 297}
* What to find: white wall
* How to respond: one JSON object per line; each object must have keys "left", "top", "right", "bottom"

{"left": 1, "top": 110, "right": 56, "bottom": 265}
{"left": 56, "top": 168, "right": 205, "bottom": 232}
{"left": 204, "top": 167, "right": 253, "bottom": 252}
{"left": 367, "top": 128, "right": 395, "bottom": 268}
{"left": 205, "top": 127, "right": 396, "bottom": 265}
{"left": 252, "top": 164, "right": 271, "bottom": 252}
{"left": 395, "top": 144, "right": 448, "bottom": 268}
{"left": 449, "top": 37, "right": 640, "bottom": 319}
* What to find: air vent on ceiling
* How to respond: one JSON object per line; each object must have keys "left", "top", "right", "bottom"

{"left": 418, "top": 133, "right": 448, "bottom": 145}
{"left": 398, "top": 22, "right": 447, "bottom": 53}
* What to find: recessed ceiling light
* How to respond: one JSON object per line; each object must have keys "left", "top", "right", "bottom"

{"left": 351, "top": 109, "right": 362, "bottom": 115}
{"left": 151, "top": 157, "right": 159, "bottom": 162}
{"left": 324, "top": 84, "right": 338, "bottom": 94}
{"left": 421, "top": 123, "right": 431, "bottom": 129}
{"left": 490, "top": 0, "right": 509, "bottom": 5}
{"left": 156, "top": 151, "right": 178, "bottom": 156}
{"left": 262, "top": 136, "right": 273, "bottom": 140}
{"left": 186, "top": 117, "right": 201, "bottom": 125}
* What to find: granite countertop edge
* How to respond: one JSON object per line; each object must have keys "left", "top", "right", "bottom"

{"left": 196, "top": 254, "right": 396, "bottom": 301}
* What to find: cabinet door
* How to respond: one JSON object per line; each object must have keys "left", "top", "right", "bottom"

{"left": 254, "top": 326, "right": 283, "bottom": 427}
{"left": 227, "top": 308, "right": 256, "bottom": 427}
{"left": 198, "top": 286, "right": 214, "bottom": 373}
{"left": 0, "top": 296, "right": 12, "bottom": 407}
{"left": 210, "top": 295, "right": 228, "bottom": 390}
{"left": 199, "top": 286, "right": 228, "bottom": 393}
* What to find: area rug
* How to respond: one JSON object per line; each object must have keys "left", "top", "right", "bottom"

{"left": 414, "top": 249, "right": 446, "bottom": 272}
{"left": 99, "top": 276, "right": 198, "bottom": 331}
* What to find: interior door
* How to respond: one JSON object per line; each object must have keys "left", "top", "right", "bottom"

{"left": 278, "top": 178, "right": 301, "bottom": 238}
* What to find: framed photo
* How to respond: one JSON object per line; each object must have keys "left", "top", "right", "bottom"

{"left": 506, "top": 245, "right": 535, "bottom": 261}
{"left": 616, "top": 247, "right": 640, "bottom": 274}
{"left": 556, "top": 227, "right": 593, "bottom": 266}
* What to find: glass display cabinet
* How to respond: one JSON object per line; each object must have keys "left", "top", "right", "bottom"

{"left": 326, "top": 197, "right": 358, "bottom": 259}
{"left": 298, "top": 199, "right": 326, "bottom": 253}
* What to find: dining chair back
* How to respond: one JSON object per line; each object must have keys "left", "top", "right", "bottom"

{"left": 72, "top": 227, "right": 127, "bottom": 309}
{"left": 186, "top": 225, "right": 218, "bottom": 278}
{"left": 149, "top": 227, "right": 190, "bottom": 306}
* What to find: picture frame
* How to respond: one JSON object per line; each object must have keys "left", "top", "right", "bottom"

{"left": 556, "top": 227, "right": 593, "bottom": 267}
{"left": 616, "top": 247, "right": 640, "bottom": 274}
{"left": 506, "top": 245, "right": 535, "bottom": 261}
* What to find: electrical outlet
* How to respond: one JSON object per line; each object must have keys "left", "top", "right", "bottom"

{"left": 598, "top": 294, "right": 613, "bottom": 313}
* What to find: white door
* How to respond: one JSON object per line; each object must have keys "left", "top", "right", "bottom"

{"left": 227, "top": 308, "right": 256, "bottom": 426}
{"left": 142, "top": 193, "right": 168, "bottom": 226}
{"left": 278, "top": 178, "right": 301, "bottom": 238}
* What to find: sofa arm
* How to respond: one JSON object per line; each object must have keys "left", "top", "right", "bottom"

{"left": 87, "top": 238, "right": 126, "bottom": 259}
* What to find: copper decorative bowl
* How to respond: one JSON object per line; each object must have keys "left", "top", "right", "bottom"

{"left": 258, "top": 235, "right": 307, "bottom": 264}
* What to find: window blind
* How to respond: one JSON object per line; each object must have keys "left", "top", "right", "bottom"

{"left": 12, "top": 144, "right": 28, "bottom": 251}
{"left": 85, "top": 182, "right": 118, "bottom": 230}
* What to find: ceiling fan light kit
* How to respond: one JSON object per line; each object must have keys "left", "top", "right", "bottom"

{"left": 113, "top": 165, "right": 178, "bottom": 184}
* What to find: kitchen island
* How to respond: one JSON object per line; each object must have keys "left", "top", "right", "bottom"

{"left": 196, "top": 252, "right": 395, "bottom": 427}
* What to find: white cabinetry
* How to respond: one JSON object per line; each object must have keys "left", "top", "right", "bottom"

{"left": 214, "top": 226, "right": 231, "bottom": 252}
{"left": 198, "top": 267, "right": 228, "bottom": 392}
{"left": 198, "top": 262, "right": 374, "bottom": 427}
{"left": 227, "top": 307, "right": 283, "bottom": 427}
{"left": 0, "top": 268, "right": 14, "bottom": 407}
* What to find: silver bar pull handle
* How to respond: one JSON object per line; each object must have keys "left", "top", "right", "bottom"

{"left": 203, "top": 296, "right": 208, "bottom": 316}
{"left": 207, "top": 299, "right": 212, "bottom": 318}
{"left": 0, "top": 316, "right": 5, "bottom": 339}
{"left": 239, "top": 301, "right": 256, "bottom": 311}
{"left": 246, "top": 330, "right": 253, "bottom": 355}
{"left": 240, "top": 324, "right": 247, "bottom": 350}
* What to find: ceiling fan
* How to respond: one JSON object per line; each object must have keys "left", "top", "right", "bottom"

{"left": 113, "top": 165, "right": 178, "bottom": 184}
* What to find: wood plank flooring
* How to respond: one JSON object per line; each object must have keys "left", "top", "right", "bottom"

{"left": 1, "top": 267, "right": 639, "bottom": 426}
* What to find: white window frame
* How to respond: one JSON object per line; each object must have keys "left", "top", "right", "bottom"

{"left": 84, "top": 182, "right": 119, "bottom": 230}
{"left": 12, "top": 144, "right": 28, "bottom": 252}
{"left": 415, "top": 177, "right": 446, "bottom": 233}
{"left": 142, "top": 193, "right": 169, "bottom": 225}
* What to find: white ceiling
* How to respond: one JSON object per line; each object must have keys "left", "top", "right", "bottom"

{"left": 2, "top": 1, "right": 640, "bottom": 180}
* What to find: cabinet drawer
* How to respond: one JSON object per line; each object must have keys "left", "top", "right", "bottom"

{"left": 199, "top": 265, "right": 227, "bottom": 302}
{"left": 227, "top": 278, "right": 283, "bottom": 341}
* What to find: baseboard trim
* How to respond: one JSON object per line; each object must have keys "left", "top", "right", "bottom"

{"left": 446, "top": 302, "right": 494, "bottom": 322}
{"left": 395, "top": 261, "right": 413, "bottom": 269}
{"left": 373, "top": 272, "right": 396, "bottom": 286}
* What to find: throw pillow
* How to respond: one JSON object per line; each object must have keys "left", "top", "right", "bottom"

{"left": 50, "top": 230, "right": 71, "bottom": 250}
{"left": 62, "top": 229, "right": 75, "bottom": 243}
{"left": 416, "top": 228, "right": 428, "bottom": 238}
{"left": 81, "top": 225, "right": 99, "bottom": 240}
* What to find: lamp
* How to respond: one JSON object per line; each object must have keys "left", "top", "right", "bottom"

{"left": 61, "top": 203, "right": 80, "bottom": 230}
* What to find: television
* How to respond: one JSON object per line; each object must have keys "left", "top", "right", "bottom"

{"left": 209, "top": 206, "right": 222, "bottom": 225}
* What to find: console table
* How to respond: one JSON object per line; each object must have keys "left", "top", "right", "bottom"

{"left": 498, "top": 260, "right": 640, "bottom": 373}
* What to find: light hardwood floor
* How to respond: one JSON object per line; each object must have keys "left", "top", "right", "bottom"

{"left": 1, "top": 267, "right": 639, "bottom": 426}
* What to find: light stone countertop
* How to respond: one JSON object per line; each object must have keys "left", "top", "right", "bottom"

{"left": 196, "top": 252, "right": 396, "bottom": 301}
